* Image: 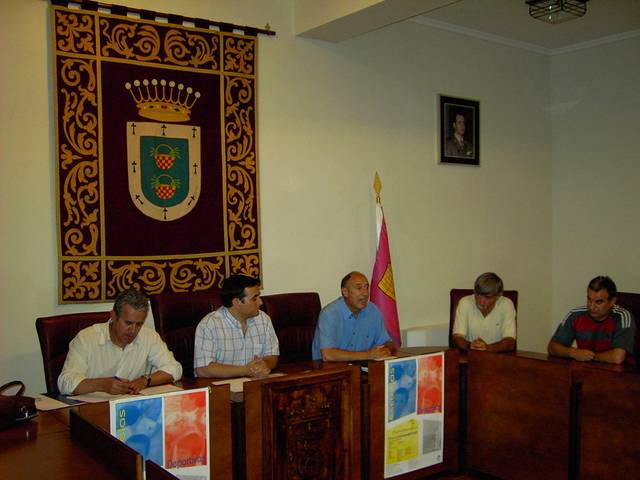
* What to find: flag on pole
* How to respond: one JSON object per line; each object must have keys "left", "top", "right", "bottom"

{"left": 370, "top": 172, "right": 401, "bottom": 347}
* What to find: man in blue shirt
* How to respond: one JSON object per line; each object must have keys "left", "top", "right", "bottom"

{"left": 312, "top": 271, "right": 393, "bottom": 361}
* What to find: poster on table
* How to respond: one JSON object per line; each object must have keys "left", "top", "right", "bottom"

{"left": 110, "top": 387, "right": 210, "bottom": 479}
{"left": 384, "top": 352, "right": 444, "bottom": 478}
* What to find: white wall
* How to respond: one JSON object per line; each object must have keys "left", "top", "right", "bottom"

{"left": 550, "top": 37, "right": 640, "bottom": 328}
{"left": 283, "top": 22, "right": 553, "bottom": 353}
{"left": 0, "top": 0, "right": 585, "bottom": 394}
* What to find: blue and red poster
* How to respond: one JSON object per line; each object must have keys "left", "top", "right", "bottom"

{"left": 110, "top": 387, "right": 210, "bottom": 479}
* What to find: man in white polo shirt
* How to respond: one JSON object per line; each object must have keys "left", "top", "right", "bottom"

{"left": 452, "top": 272, "right": 516, "bottom": 353}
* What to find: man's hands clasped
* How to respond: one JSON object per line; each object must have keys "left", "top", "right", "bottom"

{"left": 247, "top": 356, "right": 271, "bottom": 378}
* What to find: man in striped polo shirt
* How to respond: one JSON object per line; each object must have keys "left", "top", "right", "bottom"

{"left": 548, "top": 276, "right": 636, "bottom": 365}
{"left": 194, "top": 275, "right": 279, "bottom": 378}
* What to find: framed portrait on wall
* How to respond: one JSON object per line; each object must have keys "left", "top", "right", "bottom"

{"left": 439, "top": 95, "right": 480, "bottom": 166}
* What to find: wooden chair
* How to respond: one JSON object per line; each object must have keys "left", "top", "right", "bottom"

{"left": 261, "top": 292, "right": 321, "bottom": 363}
{"left": 149, "top": 290, "right": 221, "bottom": 378}
{"left": 616, "top": 291, "right": 640, "bottom": 358}
{"left": 449, "top": 288, "right": 519, "bottom": 348}
{"left": 36, "top": 312, "right": 110, "bottom": 394}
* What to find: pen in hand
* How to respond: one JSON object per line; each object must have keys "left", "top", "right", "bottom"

{"left": 112, "top": 376, "right": 135, "bottom": 394}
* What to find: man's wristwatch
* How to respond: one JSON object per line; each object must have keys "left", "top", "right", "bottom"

{"left": 144, "top": 374, "right": 152, "bottom": 388}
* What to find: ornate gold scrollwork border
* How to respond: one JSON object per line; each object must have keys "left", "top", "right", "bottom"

{"left": 53, "top": 6, "right": 261, "bottom": 303}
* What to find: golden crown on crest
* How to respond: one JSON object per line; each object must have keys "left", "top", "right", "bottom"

{"left": 125, "top": 79, "right": 201, "bottom": 122}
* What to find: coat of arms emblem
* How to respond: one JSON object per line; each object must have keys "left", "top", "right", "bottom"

{"left": 125, "top": 79, "right": 201, "bottom": 221}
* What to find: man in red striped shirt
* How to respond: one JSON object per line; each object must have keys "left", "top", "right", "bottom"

{"left": 548, "top": 276, "right": 635, "bottom": 365}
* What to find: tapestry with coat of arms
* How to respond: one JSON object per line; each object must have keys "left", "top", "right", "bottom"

{"left": 51, "top": 4, "right": 261, "bottom": 303}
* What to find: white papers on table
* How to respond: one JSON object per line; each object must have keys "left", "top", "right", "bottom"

{"left": 211, "top": 373, "right": 286, "bottom": 393}
{"left": 69, "top": 383, "right": 183, "bottom": 403}
{"left": 32, "top": 394, "right": 73, "bottom": 411}
{"left": 141, "top": 384, "right": 184, "bottom": 396}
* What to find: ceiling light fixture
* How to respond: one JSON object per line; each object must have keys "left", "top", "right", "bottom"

{"left": 526, "top": 0, "right": 589, "bottom": 24}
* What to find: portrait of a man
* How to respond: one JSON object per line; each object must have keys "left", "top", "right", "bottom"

{"left": 445, "top": 111, "right": 473, "bottom": 158}
{"left": 439, "top": 95, "right": 480, "bottom": 165}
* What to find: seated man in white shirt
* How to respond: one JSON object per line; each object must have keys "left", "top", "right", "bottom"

{"left": 193, "top": 275, "right": 279, "bottom": 379}
{"left": 57, "top": 289, "right": 183, "bottom": 395}
{"left": 452, "top": 272, "right": 516, "bottom": 353}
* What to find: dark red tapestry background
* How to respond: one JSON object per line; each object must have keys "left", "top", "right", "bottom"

{"left": 53, "top": 5, "right": 261, "bottom": 302}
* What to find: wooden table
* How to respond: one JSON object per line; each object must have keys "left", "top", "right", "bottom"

{"left": 464, "top": 349, "right": 640, "bottom": 480}
{"left": 573, "top": 366, "right": 640, "bottom": 479}
{"left": 4, "top": 351, "right": 637, "bottom": 480}
{"left": 0, "top": 410, "right": 121, "bottom": 480}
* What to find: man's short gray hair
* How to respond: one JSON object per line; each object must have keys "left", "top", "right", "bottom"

{"left": 113, "top": 289, "right": 149, "bottom": 316}
{"left": 473, "top": 272, "right": 504, "bottom": 296}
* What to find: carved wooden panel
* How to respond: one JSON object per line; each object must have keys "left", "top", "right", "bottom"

{"left": 244, "top": 366, "right": 361, "bottom": 480}
{"left": 268, "top": 380, "right": 343, "bottom": 478}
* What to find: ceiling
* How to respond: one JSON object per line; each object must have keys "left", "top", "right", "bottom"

{"left": 414, "top": 0, "right": 640, "bottom": 53}
{"left": 296, "top": 0, "right": 640, "bottom": 54}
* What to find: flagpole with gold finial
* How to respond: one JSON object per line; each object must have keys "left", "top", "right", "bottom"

{"left": 371, "top": 171, "right": 401, "bottom": 347}
{"left": 374, "top": 172, "right": 383, "bottom": 241}
{"left": 374, "top": 171, "right": 382, "bottom": 205}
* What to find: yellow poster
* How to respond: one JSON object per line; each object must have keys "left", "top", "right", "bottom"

{"left": 386, "top": 418, "right": 419, "bottom": 464}
{"left": 384, "top": 352, "right": 445, "bottom": 478}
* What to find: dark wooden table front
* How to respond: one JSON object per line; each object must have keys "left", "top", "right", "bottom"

{"left": 3, "top": 351, "right": 638, "bottom": 480}
{"left": 464, "top": 349, "right": 640, "bottom": 480}
{"left": 0, "top": 411, "right": 121, "bottom": 480}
